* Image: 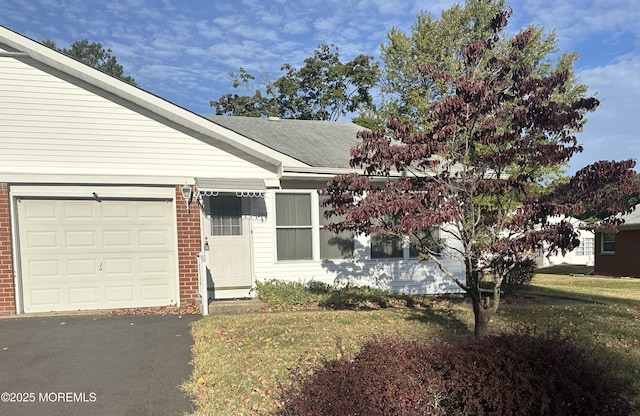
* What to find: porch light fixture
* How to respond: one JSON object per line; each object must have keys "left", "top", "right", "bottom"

{"left": 181, "top": 184, "right": 193, "bottom": 213}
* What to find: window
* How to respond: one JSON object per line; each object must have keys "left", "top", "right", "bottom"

{"left": 319, "top": 205, "right": 354, "bottom": 259}
{"left": 210, "top": 195, "right": 242, "bottom": 236}
{"left": 276, "top": 193, "right": 312, "bottom": 260}
{"left": 601, "top": 232, "right": 615, "bottom": 254}
{"left": 575, "top": 237, "right": 594, "bottom": 256}
{"left": 371, "top": 233, "right": 404, "bottom": 259}
{"left": 409, "top": 228, "right": 442, "bottom": 258}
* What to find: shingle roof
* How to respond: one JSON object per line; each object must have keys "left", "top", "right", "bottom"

{"left": 204, "top": 115, "right": 365, "bottom": 169}
{"left": 620, "top": 206, "right": 640, "bottom": 226}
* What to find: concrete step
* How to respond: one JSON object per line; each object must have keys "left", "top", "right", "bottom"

{"left": 207, "top": 298, "right": 269, "bottom": 316}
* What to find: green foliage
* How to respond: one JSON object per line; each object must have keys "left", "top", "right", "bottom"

{"left": 42, "top": 39, "right": 137, "bottom": 85}
{"left": 253, "top": 279, "right": 425, "bottom": 310}
{"left": 253, "top": 280, "right": 324, "bottom": 310}
{"left": 378, "top": 0, "right": 581, "bottom": 186}
{"left": 210, "top": 44, "right": 380, "bottom": 121}
{"left": 276, "top": 334, "right": 636, "bottom": 416}
{"left": 496, "top": 256, "right": 536, "bottom": 296}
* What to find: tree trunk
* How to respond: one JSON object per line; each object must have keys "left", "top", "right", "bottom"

{"left": 472, "top": 296, "right": 494, "bottom": 338}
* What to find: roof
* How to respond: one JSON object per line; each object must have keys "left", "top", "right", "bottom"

{"left": 204, "top": 115, "right": 364, "bottom": 169}
{"left": 620, "top": 206, "right": 640, "bottom": 227}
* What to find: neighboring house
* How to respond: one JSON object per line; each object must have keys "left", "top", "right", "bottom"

{"left": 594, "top": 207, "right": 640, "bottom": 277}
{"left": 0, "top": 26, "right": 464, "bottom": 316}
{"left": 539, "top": 216, "right": 595, "bottom": 267}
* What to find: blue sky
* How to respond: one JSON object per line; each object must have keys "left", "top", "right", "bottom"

{"left": 1, "top": 0, "right": 638, "bottom": 174}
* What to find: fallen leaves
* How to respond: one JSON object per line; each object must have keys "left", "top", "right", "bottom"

{"left": 106, "top": 300, "right": 201, "bottom": 316}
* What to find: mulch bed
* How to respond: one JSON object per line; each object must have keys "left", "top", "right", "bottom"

{"left": 106, "top": 300, "right": 201, "bottom": 316}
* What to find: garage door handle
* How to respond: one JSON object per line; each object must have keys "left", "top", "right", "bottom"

{"left": 99, "top": 261, "right": 103, "bottom": 271}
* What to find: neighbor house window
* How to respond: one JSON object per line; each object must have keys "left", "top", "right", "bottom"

{"left": 370, "top": 233, "right": 404, "bottom": 259}
{"left": 409, "top": 228, "right": 442, "bottom": 258}
{"left": 319, "top": 204, "right": 354, "bottom": 259}
{"left": 210, "top": 195, "right": 242, "bottom": 236}
{"left": 275, "top": 193, "right": 312, "bottom": 260}
{"left": 575, "top": 237, "right": 594, "bottom": 256}
{"left": 601, "top": 232, "right": 616, "bottom": 254}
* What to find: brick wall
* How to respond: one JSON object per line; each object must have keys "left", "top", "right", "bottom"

{"left": 0, "top": 183, "right": 15, "bottom": 315}
{"left": 175, "top": 185, "right": 201, "bottom": 305}
{"left": 594, "top": 230, "right": 640, "bottom": 277}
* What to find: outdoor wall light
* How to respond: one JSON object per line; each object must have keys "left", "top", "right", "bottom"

{"left": 181, "top": 184, "right": 193, "bottom": 213}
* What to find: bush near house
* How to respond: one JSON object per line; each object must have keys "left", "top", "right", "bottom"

{"left": 276, "top": 334, "right": 636, "bottom": 416}
{"left": 254, "top": 279, "right": 437, "bottom": 310}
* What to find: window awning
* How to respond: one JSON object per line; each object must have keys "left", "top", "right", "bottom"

{"left": 195, "top": 178, "right": 266, "bottom": 197}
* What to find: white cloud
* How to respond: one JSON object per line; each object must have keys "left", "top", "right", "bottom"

{"left": 569, "top": 56, "right": 640, "bottom": 170}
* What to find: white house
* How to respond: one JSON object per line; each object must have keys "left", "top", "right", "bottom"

{"left": 539, "top": 216, "right": 595, "bottom": 267}
{"left": 0, "top": 25, "right": 465, "bottom": 316}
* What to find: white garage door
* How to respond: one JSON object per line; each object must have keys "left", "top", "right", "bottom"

{"left": 17, "top": 198, "right": 178, "bottom": 313}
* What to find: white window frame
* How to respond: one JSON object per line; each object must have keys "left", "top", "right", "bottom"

{"left": 575, "top": 236, "right": 594, "bottom": 257}
{"left": 274, "top": 191, "right": 317, "bottom": 261}
{"left": 319, "top": 203, "right": 354, "bottom": 260}
{"left": 601, "top": 232, "right": 616, "bottom": 254}
{"left": 274, "top": 190, "right": 357, "bottom": 262}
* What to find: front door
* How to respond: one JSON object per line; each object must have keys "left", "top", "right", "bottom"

{"left": 203, "top": 195, "right": 253, "bottom": 299}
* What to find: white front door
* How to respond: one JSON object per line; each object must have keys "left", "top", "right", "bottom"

{"left": 203, "top": 195, "right": 253, "bottom": 299}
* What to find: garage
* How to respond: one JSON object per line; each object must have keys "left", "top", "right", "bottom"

{"left": 15, "top": 192, "right": 178, "bottom": 313}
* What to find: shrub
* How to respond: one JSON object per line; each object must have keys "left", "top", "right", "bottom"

{"left": 493, "top": 256, "right": 536, "bottom": 296}
{"left": 318, "top": 284, "right": 395, "bottom": 309}
{"left": 254, "top": 280, "right": 427, "bottom": 310}
{"left": 275, "top": 334, "right": 635, "bottom": 416}
{"left": 253, "top": 279, "right": 321, "bottom": 310}
{"left": 276, "top": 337, "right": 447, "bottom": 416}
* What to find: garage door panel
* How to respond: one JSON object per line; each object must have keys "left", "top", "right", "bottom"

{"left": 139, "top": 229, "right": 172, "bottom": 247}
{"left": 29, "top": 288, "right": 61, "bottom": 307}
{"left": 68, "top": 287, "right": 99, "bottom": 304}
{"left": 103, "top": 230, "right": 132, "bottom": 248}
{"left": 22, "top": 200, "right": 57, "bottom": 219}
{"left": 101, "top": 202, "right": 131, "bottom": 219}
{"left": 106, "top": 286, "right": 135, "bottom": 302}
{"left": 140, "top": 256, "right": 171, "bottom": 275}
{"left": 24, "top": 230, "right": 59, "bottom": 249}
{"left": 63, "top": 202, "right": 95, "bottom": 219}
{"left": 18, "top": 198, "right": 178, "bottom": 313}
{"left": 67, "top": 258, "right": 98, "bottom": 276}
{"left": 66, "top": 230, "right": 97, "bottom": 248}
{"left": 142, "top": 284, "right": 171, "bottom": 301}
{"left": 24, "top": 258, "right": 60, "bottom": 278}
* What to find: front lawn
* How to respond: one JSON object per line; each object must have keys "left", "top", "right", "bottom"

{"left": 183, "top": 273, "right": 640, "bottom": 415}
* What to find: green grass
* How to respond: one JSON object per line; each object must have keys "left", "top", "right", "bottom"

{"left": 183, "top": 273, "right": 640, "bottom": 416}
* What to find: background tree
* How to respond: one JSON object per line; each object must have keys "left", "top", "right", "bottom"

{"left": 210, "top": 44, "right": 379, "bottom": 121}
{"left": 370, "top": 0, "right": 583, "bottom": 190}
{"left": 321, "top": 7, "right": 639, "bottom": 337}
{"left": 43, "top": 39, "right": 137, "bottom": 85}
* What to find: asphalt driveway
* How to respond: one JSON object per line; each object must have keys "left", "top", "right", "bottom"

{"left": 0, "top": 313, "right": 200, "bottom": 416}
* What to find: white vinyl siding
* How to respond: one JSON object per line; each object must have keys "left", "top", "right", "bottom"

{"left": 0, "top": 55, "right": 277, "bottom": 180}
{"left": 252, "top": 190, "right": 466, "bottom": 295}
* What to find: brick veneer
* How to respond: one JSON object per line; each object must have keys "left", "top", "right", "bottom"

{"left": 175, "top": 185, "right": 201, "bottom": 305}
{"left": 594, "top": 229, "right": 640, "bottom": 277}
{"left": 0, "top": 183, "right": 15, "bottom": 315}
